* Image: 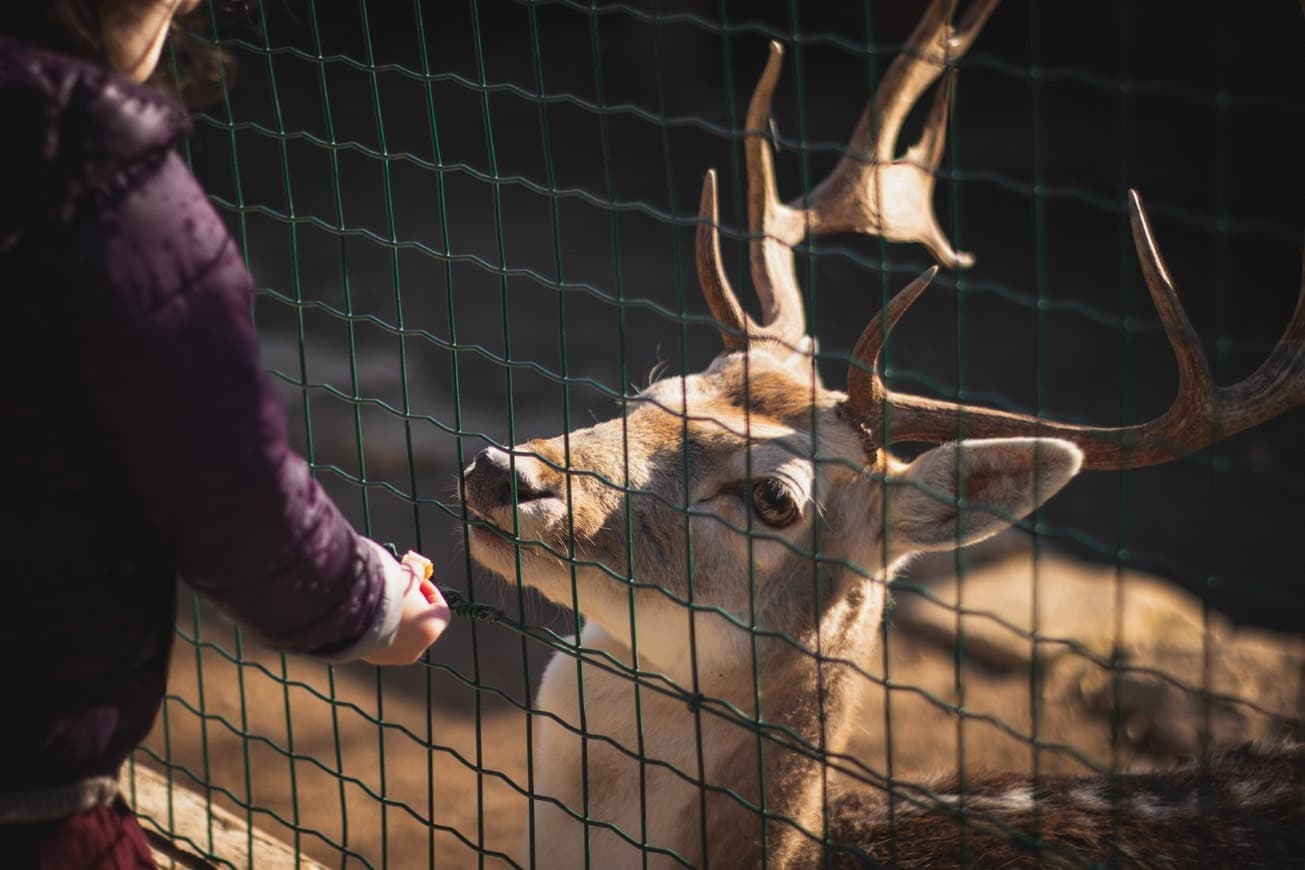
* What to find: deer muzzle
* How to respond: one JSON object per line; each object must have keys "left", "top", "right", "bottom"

{"left": 462, "top": 446, "right": 563, "bottom": 541}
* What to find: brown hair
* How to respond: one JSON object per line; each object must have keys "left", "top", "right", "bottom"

{"left": 0, "top": 1, "right": 243, "bottom": 105}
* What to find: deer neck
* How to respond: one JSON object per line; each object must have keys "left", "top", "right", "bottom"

{"left": 697, "top": 573, "right": 886, "bottom": 866}
{"left": 577, "top": 560, "right": 883, "bottom": 727}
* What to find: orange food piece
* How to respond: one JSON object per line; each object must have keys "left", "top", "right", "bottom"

{"left": 402, "top": 551, "right": 434, "bottom": 581}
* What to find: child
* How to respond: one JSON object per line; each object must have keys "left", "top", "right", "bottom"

{"left": 0, "top": 2, "right": 450, "bottom": 865}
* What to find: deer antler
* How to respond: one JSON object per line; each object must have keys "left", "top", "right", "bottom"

{"left": 845, "top": 190, "right": 1305, "bottom": 470}
{"left": 697, "top": 0, "right": 1000, "bottom": 352}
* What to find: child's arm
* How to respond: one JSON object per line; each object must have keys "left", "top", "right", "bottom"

{"left": 42, "top": 139, "right": 446, "bottom": 662}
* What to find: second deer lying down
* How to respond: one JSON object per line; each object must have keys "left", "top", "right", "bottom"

{"left": 461, "top": 2, "right": 1305, "bottom": 866}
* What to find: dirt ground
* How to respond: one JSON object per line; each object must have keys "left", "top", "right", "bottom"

{"left": 138, "top": 543, "right": 1304, "bottom": 870}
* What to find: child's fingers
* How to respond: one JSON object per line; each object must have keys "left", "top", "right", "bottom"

{"left": 418, "top": 577, "right": 443, "bottom": 606}
{"left": 398, "top": 552, "right": 444, "bottom": 607}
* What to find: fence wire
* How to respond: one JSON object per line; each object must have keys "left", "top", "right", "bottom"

{"left": 131, "top": 1, "right": 1304, "bottom": 867}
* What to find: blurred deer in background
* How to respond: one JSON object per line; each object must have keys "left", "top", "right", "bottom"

{"left": 462, "top": 0, "right": 1305, "bottom": 865}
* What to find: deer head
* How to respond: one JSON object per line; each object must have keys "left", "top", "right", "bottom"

{"left": 460, "top": 0, "right": 1038, "bottom": 685}
{"left": 461, "top": 0, "right": 1305, "bottom": 692}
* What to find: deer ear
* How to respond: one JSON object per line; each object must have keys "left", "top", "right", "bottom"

{"left": 886, "top": 438, "right": 1083, "bottom": 558}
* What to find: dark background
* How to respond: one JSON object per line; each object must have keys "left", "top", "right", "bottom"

{"left": 183, "top": 0, "right": 1304, "bottom": 632}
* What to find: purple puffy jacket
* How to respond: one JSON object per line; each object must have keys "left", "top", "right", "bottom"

{"left": 0, "top": 36, "right": 402, "bottom": 790}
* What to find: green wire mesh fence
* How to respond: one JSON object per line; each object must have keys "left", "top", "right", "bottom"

{"left": 128, "top": 0, "right": 1303, "bottom": 866}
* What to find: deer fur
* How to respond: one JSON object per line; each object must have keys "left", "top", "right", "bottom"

{"left": 463, "top": 350, "right": 1303, "bottom": 867}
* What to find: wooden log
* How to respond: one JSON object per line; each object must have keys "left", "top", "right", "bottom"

{"left": 118, "top": 764, "right": 327, "bottom": 869}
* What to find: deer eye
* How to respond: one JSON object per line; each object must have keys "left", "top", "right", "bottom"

{"left": 750, "top": 478, "right": 799, "bottom": 527}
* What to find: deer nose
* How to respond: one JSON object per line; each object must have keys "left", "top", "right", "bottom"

{"left": 464, "top": 446, "right": 552, "bottom": 507}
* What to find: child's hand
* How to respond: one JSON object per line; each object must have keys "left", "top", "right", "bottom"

{"left": 363, "top": 547, "right": 451, "bottom": 665}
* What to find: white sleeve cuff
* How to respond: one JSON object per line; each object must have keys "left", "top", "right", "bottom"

{"left": 310, "top": 538, "right": 408, "bottom": 664}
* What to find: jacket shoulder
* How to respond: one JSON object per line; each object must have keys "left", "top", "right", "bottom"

{"left": 0, "top": 36, "right": 192, "bottom": 238}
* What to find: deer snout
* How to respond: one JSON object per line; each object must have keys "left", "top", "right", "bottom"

{"left": 462, "top": 447, "right": 570, "bottom": 543}
{"left": 463, "top": 446, "right": 554, "bottom": 510}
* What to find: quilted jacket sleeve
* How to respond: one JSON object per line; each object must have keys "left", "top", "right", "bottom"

{"left": 37, "top": 104, "right": 405, "bottom": 660}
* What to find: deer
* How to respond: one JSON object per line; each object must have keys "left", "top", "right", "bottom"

{"left": 460, "top": 1, "right": 1305, "bottom": 866}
